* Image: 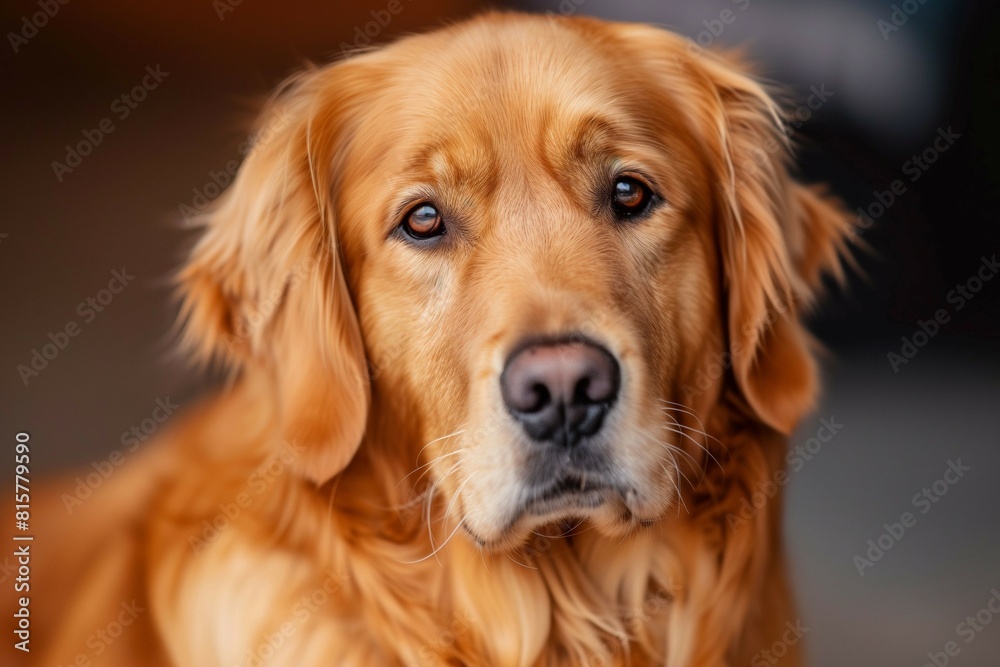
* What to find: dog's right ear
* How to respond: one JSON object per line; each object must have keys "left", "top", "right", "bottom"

{"left": 176, "top": 63, "right": 373, "bottom": 484}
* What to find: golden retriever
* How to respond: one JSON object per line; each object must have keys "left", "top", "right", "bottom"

{"left": 18, "top": 12, "right": 852, "bottom": 667}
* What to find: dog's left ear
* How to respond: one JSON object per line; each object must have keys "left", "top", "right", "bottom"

{"left": 618, "top": 23, "right": 853, "bottom": 433}
{"left": 693, "top": 48, "right": 853, "bottom": 435}
{"left": 721, "top": 179, "right": 852, "bottom": 435}
{"left": 176, "top": 63, "right": 372, "bottom": 483}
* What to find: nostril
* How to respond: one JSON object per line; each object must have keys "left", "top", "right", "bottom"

{"left": 524, "top": 383, "right": 551, "bottom": 413}
{"left": 579, "top": 363, "right": 618, "bottom": 405}
{"left": 572, "top": 377, "right": 592, "bottom": 405}
{"left": 500, "top": 364, "right": 555, "bottom": 415}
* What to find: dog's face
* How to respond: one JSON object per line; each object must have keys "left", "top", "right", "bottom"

{"left": 341, "top": 21, "right": 721, "bottom": 546}
{"left": 180, "top": 14, "right": 849, "bottom": 549}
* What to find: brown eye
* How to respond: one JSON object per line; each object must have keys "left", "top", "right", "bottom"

{"left": 612, "top": 176, "right": 654, "bottom": 219}
{"left": 402, "top": 203, "right": 445, "bottom": 240}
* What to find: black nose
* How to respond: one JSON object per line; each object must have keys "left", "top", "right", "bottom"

{"left": 500, "top": 340, "right": 620, "bottom": 447}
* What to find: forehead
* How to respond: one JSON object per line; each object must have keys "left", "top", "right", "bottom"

{"left": 353, "top": 18, "right": 673, "bottom": 184}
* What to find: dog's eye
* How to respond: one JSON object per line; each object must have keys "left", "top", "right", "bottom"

{"left": 611, "top": 176, "right": 654, "bottom": 219}
{"left": 402, "top": 203, "right": 445, "bottom": 240}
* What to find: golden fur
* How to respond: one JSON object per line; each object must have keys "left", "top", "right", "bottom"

{"left": 15, "top": 12, "right": 853, "bottom": 667}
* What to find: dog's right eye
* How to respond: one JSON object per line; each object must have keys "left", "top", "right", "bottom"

{"left": 400, "top": 203, "right": 446, "bottom": 242}
{"left": 611, "top": 176, "right": 656, "bottom": 220}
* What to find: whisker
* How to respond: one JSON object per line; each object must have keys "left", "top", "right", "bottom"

{"left": 503, "top": 543, "right": 538, "bottom": 570}
{"left": 658, "top": 399, "right": 715, "bottom": 431}
{"left": 656, "top": 427, "right": 704, "bottom": 471}
{"left": 397, "top": 441, "right": 467, "bottom": 488}
{"left": 555, "top": 518, "right": 588, "bottom": 539}
{"left": 659, "top": 464, "right": 682, "bottom": 517}
{"left": 659, "top": 448, "right": 693, "bottom": 516}
{"left": 400, "top": 520, "right": 464, "bottom": 564}
{"left": 402, "top": 479, "right": 470, "bottom": 565}
{"left": 377, "top": 457, "right": 464, "bottom": 515}
{"left": 389, "top": 490, "right": 428, "bottom": 515}
{"left": 660, "top": 411, "right": 727, "bottom": 454}
{"left": 425, "top": 482, "right": 437, "bottom": 555}
{"left": 659, "top": 400, "right": 728, "bottom": 454}
{"left": 613, "top": 526, "right": 634, "bottom": 550}
{"left": 403, "top": 449, "right": 467, "bottom": 491}
{"left": 660, "top": 424, "right": 715, "bottom": 472}
{"left": 413, "top": 428, "right": 467, "bottom": 464}
{"left": 658, "top": 398, "right": 700, "bottom": 414}
{"left": 441, "top": 478, "right": 469, "bottom": 526}
{"left": 660, "top": 412, "right": 724, "bottom": 474}
{"left": 479, "top": 545, "right": 492, "bottom": 573}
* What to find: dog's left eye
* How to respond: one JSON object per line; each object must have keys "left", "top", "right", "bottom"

{"left": 611, "top": 176, "right": 655, "bottom": 219}
{"left": 401, "top": 203, "right": 446, "bottom": 241}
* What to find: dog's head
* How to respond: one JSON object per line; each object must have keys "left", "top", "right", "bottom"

{"left": 178, "top": 14, "right": 850, "bottom": 549}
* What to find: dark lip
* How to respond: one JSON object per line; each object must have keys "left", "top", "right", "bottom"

{"left": 464, "top": 474, "right": 630, "bottom": 548}
{"left": 521, "top": 473, "right": 616, "bottom": 516}
{"left": 530, "top": 474, "right": 606, "bottom": 503}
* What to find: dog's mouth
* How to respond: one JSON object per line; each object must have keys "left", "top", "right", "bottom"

{"left": 459, "top": 464, "right": 655, "bottom": 549}
{"left": 521, "top": 473, "right": 618, "bottom": 518}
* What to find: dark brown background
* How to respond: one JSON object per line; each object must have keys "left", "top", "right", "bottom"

{"left": 2, "top": 1, "right": 999, "bottom": 665}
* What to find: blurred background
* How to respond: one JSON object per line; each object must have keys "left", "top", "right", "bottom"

{"left": 2, "top": 0, "right": 998, "bottom": 664}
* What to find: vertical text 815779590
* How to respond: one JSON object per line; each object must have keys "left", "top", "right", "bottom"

{"left": 12, "top": 432, "right": 32, "bottom": 654}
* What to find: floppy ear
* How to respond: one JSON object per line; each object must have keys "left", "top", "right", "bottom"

{"left": 620, "top": 25, "right": 853, "bottom": 433}
{"left": 695, "top": 51, "right": 853, "bottom": 434}
{"left": 176, "top": 64, "right": 371, "bottom": 483}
